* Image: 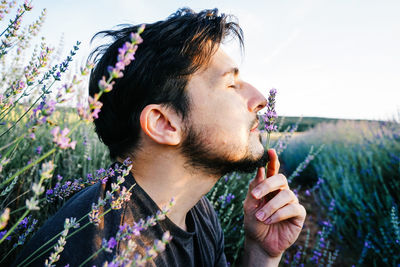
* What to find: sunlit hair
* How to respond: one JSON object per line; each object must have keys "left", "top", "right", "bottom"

{"left": 88, "top": 8, "right": 244, "bottom": 160}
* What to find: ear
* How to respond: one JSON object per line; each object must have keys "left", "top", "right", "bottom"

{"left": 139, "top": 104, "right": 182, "bottom": 145}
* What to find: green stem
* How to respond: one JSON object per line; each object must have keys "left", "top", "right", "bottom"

{"left": 9, "top": 196, "right": 44, "bottom": 215}
{"left": 0, "top": 118, "right": 82, "bottom": 188}
{"left": 0, "top": 11, "right": 26, "bottom": 38}
{"left": 0, "top": 245, "right": 16, "bottom": 263}
{"left": 0, "top": 148, "right": 56, "bottom": 188}
{"left": 265, "top": 132, "right": 271, "bottom": 170}
{"left": 20, "top": 183, "right": 135, "bottom": 266}
{"left": 0, "top": 134, "right": 24, "bottom": 151}
{"left": 0, "top": 80, "right": 55, "bottom": 138}
{"left": 79, "top": 248, "right": 105, "bottom": 267}
{"left": 22, "top": 210, "right": 111, "bottom": 267}
{"left": 0, "top": 87, "right": 31, "bottom": 120}
{"left": 0, "top": 209, "right": 29, "bottom": 243}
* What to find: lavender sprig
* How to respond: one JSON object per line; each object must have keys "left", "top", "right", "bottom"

{"left": 88, "top": 199, "right": 175, "bottom": 267}
{"left": 20, "top": 160, "right": 134, "bottom": 267}
{"left": 287, "top": 144, "right": 325, "bottom": 183}
{"left": 263, "top": 88, "right": 277, "bottom": 168}
{"left": 78, "top": 24, "right": 145, "bottom": 123}
{"left": 264, "top": 88, "right": 277, "bottom": 144}
{"left": 44, "top": 217, "right": 79, "bottom": 267}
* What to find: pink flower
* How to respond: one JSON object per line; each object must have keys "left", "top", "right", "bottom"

{"left": 98, "top": 76, "right": 114, "bottom": 93}
{"left": 88, "top": 96, "right": 103, "bottom": 119}
{"left": 51, "top": 126, "right": 77, "bottom": 150}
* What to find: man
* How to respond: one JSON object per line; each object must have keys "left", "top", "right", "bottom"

{"left": 14, "top": 8, "right": 306, "bottom": 266}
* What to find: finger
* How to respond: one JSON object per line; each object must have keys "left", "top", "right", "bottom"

{"left": 244, "top": 168, "right": 266, "bottom": 209}
{"left": 264, "top": 203, "right": 306, "bottom": 227}
{"left": 254, "top": 189, "right": 298, "bottom": 222}
{"left": 251, "top": 173, "right": 288, "bottom": 200}
{"left": 267, "top": 149, "right": 280, "bottom": 178}
{"left": 248, "top": 167, "right": 266, "bottom": 192}
{"left": 254, "top": 167, "right": 266, "bottom": 184}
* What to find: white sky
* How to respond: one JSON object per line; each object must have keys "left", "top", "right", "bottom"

{"left": 4, "top": 0, "right": 400, "bottom": 120}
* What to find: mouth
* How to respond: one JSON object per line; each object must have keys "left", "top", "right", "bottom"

{"left": 250, "top": 121, "right": 259, "bottom": 132}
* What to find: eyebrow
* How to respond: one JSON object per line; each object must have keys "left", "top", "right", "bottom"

{"left": 222, "top": 67, "right": 239, "bottom": 77}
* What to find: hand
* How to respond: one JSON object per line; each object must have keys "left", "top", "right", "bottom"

{"left": 243, "top": 149, "right": 306, "bottom": 258}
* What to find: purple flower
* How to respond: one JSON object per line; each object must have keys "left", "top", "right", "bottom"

{"left": 264, "top": 88, "right": 277, "bottom": 134}
{"left": 108, "top": 237, "right": 117, "bottom": 250}
{"left": 0, "top": 230, "right": 11, "bottom": 240}
{"left": 19, "top": 217, "right": 29, "bottom": 228}
{"left": 51, "top": 126, "right": 77, "bottom": 149}
{"left": 35, "top": 146, "right": 42, "bottom": 155}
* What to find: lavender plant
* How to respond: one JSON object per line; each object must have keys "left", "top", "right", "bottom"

{"left": 280, "top": 119, "right": 400, "bottom": 265}
{"left": 263, "top": 88, "right": 277, "bottom": 152}
{"left": 0, "top": 2, "right": 174, "bottom": 265}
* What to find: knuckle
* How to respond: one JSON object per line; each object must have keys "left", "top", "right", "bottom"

{"left": 288, "top": 190, "right": 298, "bottom": 202}
{"left": 249, "top": 178, "right": 257, "bottom": 187}
{"left": 293, "top": 203, "right": 306, "bottom": 216}
{"left": 299, "top": 204, "right": 307, "bottom": 216}
{"left": 267, "top": 202, "right": 277, "bottom": 214}
{"left": 259, "top": 181, "right": 270, "bottom": 193}
{"left": 278, "top": 174, "right": 288, "bottom": 186}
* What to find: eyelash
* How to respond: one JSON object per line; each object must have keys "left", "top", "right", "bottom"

{"left": 229, "top": 84, "right": 237, "bottom": 89}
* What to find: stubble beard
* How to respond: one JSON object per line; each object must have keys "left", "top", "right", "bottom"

{"left": 179, "top": 119, "right": 269, "bottom": 177}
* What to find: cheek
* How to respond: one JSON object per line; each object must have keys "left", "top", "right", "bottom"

{"left": 190, "top": 91, "right": 249, "bottom": 145}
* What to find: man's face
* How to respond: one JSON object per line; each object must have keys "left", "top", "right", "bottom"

{"left": 180, "top": 47, "right": 268, "bottom": 177}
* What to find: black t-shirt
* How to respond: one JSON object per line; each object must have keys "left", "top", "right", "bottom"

{"left": 13, "top": 163, "right": 228, "bottom": 266}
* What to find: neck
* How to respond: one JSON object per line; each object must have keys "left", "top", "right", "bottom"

{"left": 123, "top": 149, "right": 219, "bottom": 231}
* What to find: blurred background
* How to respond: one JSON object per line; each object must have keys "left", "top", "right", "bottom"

{"left": 24, "top": 0, "right": 400, "bottom": 121}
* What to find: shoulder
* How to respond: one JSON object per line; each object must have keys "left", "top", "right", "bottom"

{"left": 13, "top": 183, "right": 104, "bottom": 266}
{"left": 192, "top": 196, "right": 223, "bottom": 237}
{"left": 195, "top": 196, "right": 218, "bottom": 219}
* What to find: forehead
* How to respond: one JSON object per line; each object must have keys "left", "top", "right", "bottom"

{"left": 190, "top": 47, "right": 238, "bottom": 86}
{"left": 205, "top": 48, "right": 238, "bottom": 77}
{"left": 185, "top": 47, "right": 239, "bottom": 97}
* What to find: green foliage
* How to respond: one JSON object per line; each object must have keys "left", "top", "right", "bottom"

{"left": 282, "top": 120, "right": 400, "bottom": 266}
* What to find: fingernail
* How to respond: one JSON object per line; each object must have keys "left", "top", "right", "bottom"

{"left": 264, "top": 217, "right": 272, "bottom": 224}
{"left": 252, "top": 189, "right": 260, "bottom": 199}
{"left": 255, "top": 210, "right": 265, "bottom": 221}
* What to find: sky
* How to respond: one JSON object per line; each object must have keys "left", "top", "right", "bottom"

{"left": 5, "top": 0, "right": 400, "bottom": 120}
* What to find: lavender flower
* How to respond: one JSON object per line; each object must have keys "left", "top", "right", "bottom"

{"left": 50, "top": 126, "right": 77, "bottom": 150}
{"left": 287, "top": 144, "right": 325, "bottom": 183}
{"left": 35, "top": 145, "right": 42, "bottom": 154}
{"left": 219, "top": 193, "right": 235, "bottom": 208}
{"left": 25, "top": 197, "right": 39, "bottom": 210}
{"left": 88, "top": 202, "right": 101, "bottom": 226}
{"left": 45, "top": 164, "right": 128, "bottom": 203}
{"left": 78, "top": 25, "right": 145, "bottom": 123}
{"left": 0, "top": 1, "right": 17, "bottom": 21}
{"left": 44, "top": 217, "right": 79, "bottom": 267}
{"left": 0, "top": 230, "right": 11, "bottom": 241}
{"left": 14, "top": 218, "right": 38, "bottom": 247}
{"left": 264, "top": 88, "right": 278, "bottom": 134}
{"left": 40, "top": 160, "right": 54, "bottom": 180}
{"left": 100, "top": 201, "right": 174, "bottom": 266}
{"left": 263, "top": 88, "right": 278, "bottom": 159}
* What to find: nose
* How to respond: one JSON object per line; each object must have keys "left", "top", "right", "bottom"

{"left": 242, "top": 81, "right": 267, "bottom": 113}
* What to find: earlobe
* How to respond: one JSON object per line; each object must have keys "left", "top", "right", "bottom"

{"left": 139, "top": 104, "right": 182, "bottom": 145}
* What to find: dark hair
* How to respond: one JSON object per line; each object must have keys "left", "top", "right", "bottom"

{"left": 88, "top": 8, "right": 244, "bottom": 160}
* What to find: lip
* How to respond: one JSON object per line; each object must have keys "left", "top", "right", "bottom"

{"left": 250, "top": 122, "right": 259, "bottom": 132}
